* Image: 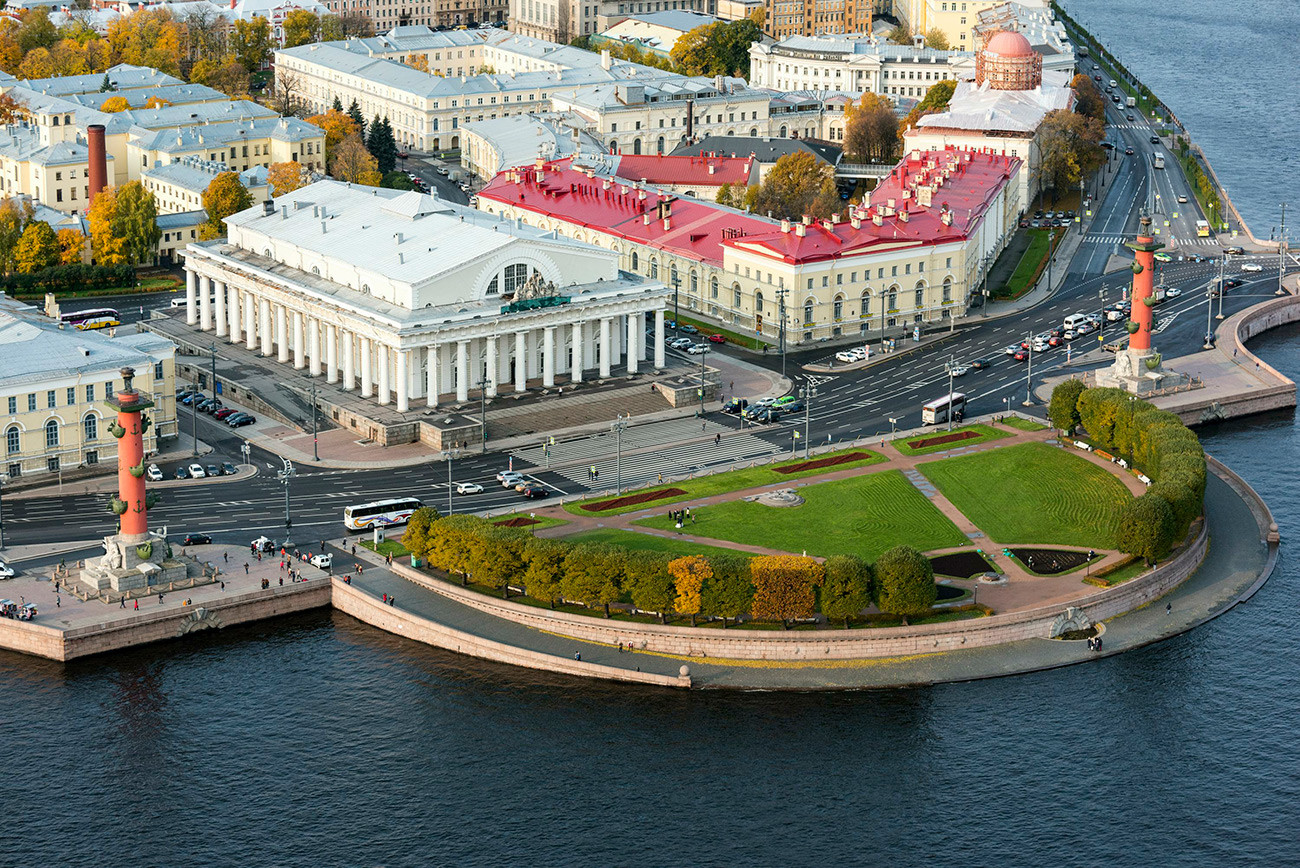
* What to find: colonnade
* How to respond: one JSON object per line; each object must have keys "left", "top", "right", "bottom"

{"left": 186, "top": 269, "right": 667, "bottom": 412}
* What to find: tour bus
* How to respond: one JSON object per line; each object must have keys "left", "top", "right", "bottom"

{"left": 1196, "top": 219, "right": 1211, "bottom": 238}
{"left": 60, "top": 308, "right": 120, "bottom": 330}
{"left": 921, "top": 392, "right": 966, "bottom": 425}
{"left": 343, "top": 497, "right": 424, "bottom": 530}
{"left": 1152, "top": 152, "right": 1165, "bottom": 170}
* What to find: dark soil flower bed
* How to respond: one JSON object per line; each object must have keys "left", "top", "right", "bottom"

{"left": 930, "top": 551, "right": 995, "bottom": 579}
{"left": 580, "top": 488, "right": 688, "bottom": 512}
{"left": 495, "top": 517, "right": 541, "bottom": 527}
{"left": 907, "top": 430, "right": 981, "bottom": 450}
{"left": 1010, "top": 547, "right": 1092, "bottom": 575}
{"left": 935, "top": 584, "right": 966, "bottom": 601}
{"left": 774, "top": 451, "right": 874, "bottom": 474}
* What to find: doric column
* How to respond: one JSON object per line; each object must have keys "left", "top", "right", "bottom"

{"left": 456, "top": 339, "right": 469, "bottom": 401}
{"left": 325, "top": 325, "right": 338, "bottom": 384}
{"left": 571, "top": 321, "right": 584, "bottom": 382}
{"left": 292, "top": 311, "right": 305, "bottom": 369}
{"left": 426, "top": 345, "right": 439, "bottom": 407}
{"left": 199, "top": 275, "right": 212, "bottom": 330}
{"left": 244, "top": 292, "right": 257, "bottom": 350}
{"left": 259, "top": 297, "right": 273, "bottom": 356}
{"left": 275, "top": 305, "right": 289, "bottom": 363}
{"left": 185, "top": 269, "right": 198, "bottom": 325}
{"left": 599, "top": 316, "right": 612, "bottom": 378}
{"left": 342, "top": 331, "right": 355, "bottom": 390}
{"left": 395, "top": 349, "right": 409, "bottom": 412}
{"left": 377, "top": 343, "right": 391, "bottom": 405}
{"left": 626, "top": 313, "right": 639, "bottom": 374}
{"left": 514, "top": 331, "right": 527, "bottom": 392}
{"left": 359, "top": 336, "right": 373, "bottom": 398}
{"left": 543, "top": 326, "right": 556, "bottom": 387}
{"left": 227, "top": 282, "right": 241, "bottom": 343}
{"left": 214, "top": 278, "right": 227, "bottom": 337}
{"left": 308, "top": 318, "right": 322, "bottom": 376}
{"left": 654, "top": 308, "right": 666, "bottom": 368}
{"left": 484, "top": 335, "right": 498, "bottom": 397}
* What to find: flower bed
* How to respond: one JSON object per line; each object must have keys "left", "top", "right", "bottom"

{"left": 773, "top": 451, "right": 875, "bottom": 475}
{"left": 579, "top": 488, "right": 687, "bottom": 512}
{"left": 906, "top": 430, "right": 981, "bottom": 450}
{"left": 495, "top": 517, "right": 541, "bottom": 527}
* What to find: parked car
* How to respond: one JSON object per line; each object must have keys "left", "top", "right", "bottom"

{"left": 251, "top": 536, "right": 275, "bottom": 552}
{"left": 181, "top": 533, "right": 212, "bottom": 546}
{"left": 781, "top": 400, "right": 804, "bottom": 413}
{"left": 456, "top": 482, "right": 484, "bottom": 494}
{"left": 206, "top": 464, "right": 220, "bottom": 478}
{"left": 309, "top": 553, "right": 333, "bottom": 569}
{"left": 752, "top": 397, "right": 776, "bottom": 408}
{"left": 749, "top": 407, "right": 781, "bottom": 423}
{"left": 519, "top": 485, "right": 550, "bottom": 499}
{"left": 221, "top": 462, "right": 238, "bottom": 475}
{"left": 707, "top": 333, "right": 726, "bottom": 343}
{"left": 214, "top": 408, "right": 237, "bottom": 420}
{"left": 0, "top": 561, "right": 15, "bottom": 579}
{"left": 188, "top": 463, "right": 207, "bottom": 478}
{"left": 772, "top": 395, "right": 799, "bottom": 409}
{"left": 175, "top": 465, "right": 190, "bottom": 479}
{"left": 146, "top": 464, "right": 164, "bottom": 481}
{"left": 1241, "top": 263, "right": 1264, "bottom": 272}
{"left": 969, "top": 358, "right": 993, "bottom": 370}
{"left": 679, "top": 324, "right": 699, "bottom": 335}
{"left": 229, "top": 415, "right": 256, "bottom": 428}
{"left": 722, "top": 398, "right": 748, "bottom": 415}
{"left": 1223, "top": 246, "right": 1245, "bottom": 255}
{"left": 685, "top": 343, "right": 708, "bottom": 354}
{"left": 669, "top": 337, "right": 693, "bottom": 350}
{"left": 180, "top": 393, "right": 200, "bottom": 405}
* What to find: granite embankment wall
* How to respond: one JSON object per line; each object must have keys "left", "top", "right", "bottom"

{"left": 331, "top": 579, "right": 691, "bottom": 688}
{"left": 385, "top": 520, "right": 1206, "bottom": 662}
{"left": 0, "top": 579, "right": 331, "bottom": 662}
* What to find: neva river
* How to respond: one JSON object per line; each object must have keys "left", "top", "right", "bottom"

{"left": 1061, "top": 0, "right": 1299, "bottom": 238}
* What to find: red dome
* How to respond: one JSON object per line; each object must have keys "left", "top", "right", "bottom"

{"left": 984, "top": 30, "right": 1035, "bottom": 58}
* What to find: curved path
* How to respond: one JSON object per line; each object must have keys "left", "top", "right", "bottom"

{"left": 342, "top": 463, "right": 1271, "bottom": 689}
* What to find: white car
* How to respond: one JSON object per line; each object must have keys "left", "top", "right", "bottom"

{"left": 0, "top": 561, "right": 14, "bottom": 578}
{"left": 1106, "top": 309, "right": 1126, "bottom": 322}
{"left": 188, "top": 463, "right": 206, "bottom": 478}
{"left": 752, "top": 396, "right": 776, "bottom": 408}
{"left": 1165, "top": 287, "right": 1182, "bottom": 298}
{"left": 251, "top": 536, "right": 275, "bottom": 553}
{"left": 835, "top": 350, "right": 857, "bottom": 363}
{"left": 669, "top": 337, "right": 693, "bottom": 350}
{"left": 685, "top": 343, "right": 708, "bottom": 354}
{"left": 456, "top": 482, "right": 484, "bottom": 495}
{"left": 948, "top": 365, "right": 970, "bottom": 377}
{"left": 309, "top": 553, "right": 332, "bottom": 569}
{"left": 1177, "top": 194, "right": 1188, "bottom": 203}
{"left": 145, "top": 464, "right": 163, "bottom": 481}
{"left": 1031, "top": 338, "right": 1050, "bottom": 352}
{"left": 499, "top": 471, "right": 526, "bottom": 488}
{"left": 1004, "top": 344, "right": 1020, "bottom": 355}
{"left": 1241, "top": 263, "right": 1264, "bottom": 272}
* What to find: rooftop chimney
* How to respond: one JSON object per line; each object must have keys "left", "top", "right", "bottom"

{"left": 87, "top": 124, "right": 107, "bottom": 206}
{"left": 780, "top": 218, "right": 791, "bottom": 233}
{"left": 795, "top": 223, "right": 806, "bottom": 237}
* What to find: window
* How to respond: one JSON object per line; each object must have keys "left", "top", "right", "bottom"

{"left": 630, "top": 251, "right": 638, "bottom": 270}
{"left": 154, "top": 362, "right": 164, "bottom": 381}
{"left": 503, "top": 263, "right": 533, "bottom": 295}
{"left": 46, "top": 391, "right": 55, "bottom": 409}
{"left": 45, "top": 419, "right": 59, "bottom": 448}
{"left": 670, "top": 264, "right": 678, "bottom": 289}
{"left": 733, "top": 286, "right": 741, "bottom": 308}
{"left": 65, "top": 387, "right": 74, "bottom": 405}
{"left": 946, "top": 257, "right": 952, "bottom": 268}
{"left": 803, "top": 299, "right": 814, "bottom": 324}
{"left": 85, "top": 385, "right": 93, "bottom": 402}
{"left": 486, "top": 275, "right": 499, "bottom": 294}
{"left": 650, "top": 258, "right": 658, "bottom": 279}
{"left": 833, "top": 296, "right": 843, "bottom": 320}
{"left": 6, "top": 397, "right": 13, "bottom": 415}
{"left": 755, "top": 291, "right": 764, "bottom": 313}
{"left": 915, "top": 289, "right": 924, "bottom": 308}
{"left": 942, "top": 277, "right": 952, "bottom": 304}
{"left": 83, "top": 414, "right": 97, "bottom": 442}
{"left": 5, "top": 426, "right": 17, "bottom": 455}
{"left": 689, "top": 271, "right": 698, "bottom": 295}
{"left": 891, "top": 266, "right": 898, "bottom": 277}
{"left": 710, "top": 277, "right": 718, "bottom": 299}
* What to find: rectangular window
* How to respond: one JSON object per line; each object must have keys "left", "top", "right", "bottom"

{"left": 154, "top": 362, "right": 164, "bottom": 381}
{"left": 946, "top": 257, "right": 952, "bottom": 268}
{"left": 66, "top": 388, "right": 75, "bottom": 405}
{"left": 85, "top": 385, "right": 94, "bottom": 402}
{"left": 918, "top": 262, "right": 924, "bottom": 272}
{"left": 905, "top": 264, "right": 911, "bottom": 274}
{"left": 836, "top": 274, "right": 842, "bottom": 285}
{"left": 27, "top": 394, "right": 36, "bottom": 412}
{"left": 46, "top": 391, "right": 55, "bottom": 409}
{"left": 6, "top": 396, "right": 14, "bottom": 415}
{"left": 891, "top": 266, "right": 898, "bottom": 277}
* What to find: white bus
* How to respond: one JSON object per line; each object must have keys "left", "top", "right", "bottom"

{"left": 343, "top": 497, "right": 424, "bottom": 530}
{"left": 1152, "top": 152, "right": 1165, "bottom": 170}
{"left": 922, "top": 392, "right": 966, "bottom": 425}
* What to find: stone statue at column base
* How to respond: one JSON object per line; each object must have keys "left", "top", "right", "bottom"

{"left": 1094, "top": 346, "right": 1190, "bottom": 396}
{"left": 78, "top": 530, "right": 195, "bottom": 597}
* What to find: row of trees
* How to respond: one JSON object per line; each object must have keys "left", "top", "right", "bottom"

{"left": 669, "top": 16, "right": 763, "bottom": 78}
{"left": 0, "top": 198, "right": 83, "bottom": 274}
{"left": 87, "top": 181, "right": 160, "bottom": 266}
{"left": 1049, "top": 381, "right": 1207, "bottom": 565}
{"left": 401, "top": 510, "right": 944, "bottom": 627}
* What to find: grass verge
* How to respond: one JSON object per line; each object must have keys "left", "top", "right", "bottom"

{"left": 998, "top": 229, "right": 1055, "bottom": 300}
{"left": 560, "top": 527, "right": 760, "bottom": 559}
{"left": 891, "top": 423, "right": 1009, "bottom": 457}
{"left": 671, "top": 313, "right": 770, "bottom": 351}
{"left": 1000, "top": 416, "right": 1048, "bottom": 432}
{"left": 360, "top": 539, "right": 410, "bottom": 558}
{"left": 564, "top": 446, "right": 886, "bottom": 517}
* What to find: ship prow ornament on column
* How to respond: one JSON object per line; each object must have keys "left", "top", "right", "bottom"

{"left": 79, "top": 367, "right": 192, "bottom": 595}
{"left": 1095, "top": 211, "right": 1191, "bottom": 395}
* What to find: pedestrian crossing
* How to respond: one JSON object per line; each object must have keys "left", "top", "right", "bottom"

{"left": 1085, "top": 233, "right": 1223, "bottom": 248}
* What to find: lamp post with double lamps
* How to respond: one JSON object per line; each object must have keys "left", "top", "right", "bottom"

{"left": 799, "top": 383, "right": 817, "bottom": 457}
{"left": 612, "top": 413, "right": 628, "bottom": 494}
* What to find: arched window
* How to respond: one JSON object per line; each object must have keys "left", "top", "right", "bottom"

{"left": 749, "top": 127, "right": 757, "bottom": 137}
{"left": 45, "top": 419, "right": 58, "bottom": 449}
{"left": 630, "top": 251, "right": 639, "bottom": 271}
{"left": 803, "top": 298, "right": 815, "bottom": 324}
{"left": 861, "top": 290, "right": 871, "bottom": 316}
{"left": 755, "top": 291, "right": 764, "bottom": 313}
{"left": 833, "top": 294, "right": 844, "bottom": 320}
{"left": 733, "top": 284, "right": 741, "bottom": 308}
{"left": 486, "top": 275, "right": 499, "bottom": 294}
{"left": 609, "top": 139, "right": 618, "bottom": 153}
{"left": 888, "top": 285, "right": 898, "bottom": 311}
{"left": 710, "top": 276, "right": 718, "bottom": 299}
{"left": 689, "top": 270, "right": 698, "bottom": 295}
{"left": 942, "top": 276, "right": 953, "bottom": 304}
{"left": 657, "top": 136, "right": 664, "bottom": 154}
{"left": 780, "top": 125, "right": 788, "bottom": 137}
{"left": 503, "top": 263, "right": 533, "bottom": 294}
{"left": 83, "top": 414, "right": 97, "bottom": 442}
{"left": 5, "top": 425, "right": 18, "bottom": 455}
{"left": 670, "top": 263, "right": 678, "bottom": 289}
{"left": 633, "top": 138, "right": 642, "bottom": 155}
{"left": 649, "top": 258, "right": 658, "bottom": 279}
{"left": 915, "top": 280, "right": 926, "bottom": 309}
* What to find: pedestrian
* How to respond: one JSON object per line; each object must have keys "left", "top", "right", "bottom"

{"left": 691, "top": 512, "right": 696, "bottom": 525}
{"left": 280, "top": 560, "right": 285, "bottom": 572}
{"left": 715, "top": 433, "right": 721, "bottom": 446}
{"left": 1166, "top": 602, "right": 1172, "bottom": 615}
{"left": 729, "top": 381, "right": 734, "bottom": 391}
{"left": 278, "top": 576, "right": 283, "bottom": 586}
{"left": 120, "top": 596, "right": 125, "bottom": 609}
{"left": 320, "top": 541, "right": 326, "bottom": 552}
{"left": 617, "top": 641, "right": 623, "bottom": 652}
{"left": 220, "top": 581, "right": 225, "bottom": 591}
{"left": 389, "top": 596, "right": 396, "bottom": 606}
{"left": 383, "top": 593, "right": 389, "bottom": 603}
{"left": 133, "top": 600, "right": 138, "bottom": 610}
{"left": 684, "top": 506, "right": 690, "bottom": 519}
{"left": 244, "top": 563, "right": 249, "bottom": 574}
{"left": 257, "top": 552, "right": 262, "bottom": 562}
{"left": 158, "top": 593, "right": 164, "bottom": 604}
{"left": 575, "top": 652, "right": 581, "bottom": 661}
{"left": 702, "top": 421, "right": 706, "bottom": 432}
{"left": 351, "top": 545, "right": 357, "bottom": 557}
{"left": 1234, "top": 348, "right": 1238, "bottom": 357}
{"left": 223, "top": 552, "right": 228, "bottom": 563}
{"left": 56, "top": 595, "right": 60, "bottom": 608}
{"left": 658, "top": 473, "right": 663, "bottom": 484}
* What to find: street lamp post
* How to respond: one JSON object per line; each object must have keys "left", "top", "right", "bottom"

{"left": 240, "top": 441, "right": 250, "bottom": 469}
{"left": 1204, "top": 278, "right": 1216, "bottom": 349}
{"left": 478, "top": 378, "right": 492, "bottom": 453}
{"left": 944, "top": 357, "right": 956, "bottom": 431}
{"left": 612, "top": 414, "right": 628, "bottom": 494}
{"left": 671, "top": 273, "right": 681, "bottom": 335}
{"left": 305, "top": 376, "right": 319, "bottom": 462}
{"left": 800, "top": 383, "right": 817, "bottom": 457}
{"left": 698, "top": 346, "right": 706, "bottom": 416}
{"left": 1276, "top": 202, "right": 1288, "bottom": 296}
{"left": 0, "top": 474, "right": 6, "bottom": 550}
{"left": 1023, "top": 332, "right": 1034, "bottom": 406}
{"left": 277, "top": 457, "right": 295, "bottom": 549}
{"left": 446, "top": 448, "right": 458, "bottom": 516}
{"left": 190, "top": 380, "right": 199, "bottom": 458}
{"left": 209, "top": 342, "right": 218, "bottom": 405}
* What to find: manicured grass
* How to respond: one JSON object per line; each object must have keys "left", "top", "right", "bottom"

{"left": 361, "top": 539, "right": 410, "bottom": 558}
{"left": 999, "top": 229, "right": 1054, "bottom": 299}
{"left": 631, "top": 469, "right": 968, "bottom": 561}
{"left": 920, "top": 442, "right": 1132, "bottom": 549}
{"left": 671, "top": 313, "right": 770, "bottom": 351}
{"left": 1083, "top": 558, "right": 1148, "bottom": 588}
{"left": 564, "top": 447, "right": 886, "bottom": 517}
{"left": 1000, "top": 416, "right": 1048, "bottom": 432}
{"left": 561, "top": 528, "right": 758, "bottom": 559}
{"left": 891, "top": 423, "right": 1010, "bottom": 457}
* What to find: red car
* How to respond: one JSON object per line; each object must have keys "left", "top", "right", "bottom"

{"left": 214, "top": 408, "right": 237, "bottom": 420}
{"left": 707, "top": 334, "right": 726, "bottom": 344}
{"left": 1013, "top": 349, "right": 1030, "bottom": 362}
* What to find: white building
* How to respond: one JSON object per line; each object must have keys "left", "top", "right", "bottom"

{"left": 594, "top": 10, "right": 722, "bottom": 59}
{"left": 510, "top": 0, "right": 714, "bottom": 43}
{"left": 749, "top": 36, "right": 974, "bottom": 101}
{"left": 462, "top": 112, "right": 606, "bottom": 180}
{"left": 179, "top": 181, "right": 669, "bottom": 440}
{"left": 142, "top": 157, "right": 271, "bottom": 214}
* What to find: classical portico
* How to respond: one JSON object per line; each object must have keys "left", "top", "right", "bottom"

{"left": 181, "top": 182, "right": 668, "bottom": 433}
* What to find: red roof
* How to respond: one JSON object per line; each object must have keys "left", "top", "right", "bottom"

{"left": 613, "top": 154, "right": 755, "bottom": 188}
{"left": 476, "top": 149, "right": 1019, "bottom": 267}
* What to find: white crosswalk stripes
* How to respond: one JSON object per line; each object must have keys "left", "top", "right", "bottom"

{"left": 1085, "top": 233, "right": 1223, "bottom": 248}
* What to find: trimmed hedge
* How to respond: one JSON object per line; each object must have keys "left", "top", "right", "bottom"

{"left": 0, "top": 263, "right": 137, "bottom": 293}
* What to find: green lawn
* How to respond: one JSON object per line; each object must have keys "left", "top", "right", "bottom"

{"left": 631, "top": 469, "right": 968, "bottom": 561}
{"left": 1000, "top": 416, "right": 1048, "bottom": 432}
{"left": 564, "top": 447, "right": 886, "bottom": 517}
{"left": 361, "top": 539, "right": 410, "bottom": 558}
{"left": 561, "top": 528, "right": 757, "bottom": 559}
{"left": 671, "top": 313, "right": 770, "bottom": 351}
{"left": 1000, "top": 229, "right": 1054, "bottom": 299}
{"left": 919, "top": 442, "right": 1131, "bottom": 548}
{"left": 891, "top": 423, "right": 1010, "bottom": 457}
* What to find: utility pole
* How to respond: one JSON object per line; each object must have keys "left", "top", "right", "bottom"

{"left": 190, "top": 380, "right": 199, "bottom": 458}
{"left": 800, "top": 383, "right": 817, "bottom": 458}
{"left": 0, "top": 474, "right": 6, "bottom": 550}
{"left": 1217, "top": 253, "right": 1226, "bottom": 320}
{"left": 1278, "top": 202, "right": 1288, "bottom": 297}
{"left": 446, "top": 448, "right": 457, "bottom": 516}
{"left": 612, "top": 414, "right": 627, "bottom": 493}
{"left": 479, "top": 378, "right": 492, "bottom": 453}
{"left": 944, "top": 356, "right": 955, "bottom": 431}
{"left": 776, "top": 287, "right": 787, "bottom": 378}
{"left": 277, "top": 457, "right": 295, "bottom": 549}
{"left": 306, "top": 378, "right": 319, "bottom": 462}
{"left": 1023, "top": 331, "right": 1033, "bottom": 406}
{"left": 671, "top": 272, "right": 681, "bottom": 333}
{"left": 209, "top": 342, "right": 218, "bottom": 405}
{"left": 698, "top": 345, "right": 706, "bottom": 416}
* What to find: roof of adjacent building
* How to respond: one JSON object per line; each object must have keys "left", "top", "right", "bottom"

{"left": 756, "top": 34, "right": 971, "bottom": 64}
{"left": 143, "top": 156, "right": 269, "bottom": 196}
{"left": 605, "top": 153, "right": 756, "bottom": 187}
{"left": 0, "top": 123, "right": 113, "bottom": 168}
{"left": 131, "top": 116, "right": 323, "bottom": 153}
{"left": 17, "top": 64, "right": 184, "bottom": 97}
{"left": 914, "top": 73, "right": 1072, "bottom": 134}
{"left": 477, "top": 149, "right": 1018, "bottom": 267}
{"left": 464, "top": 113, "right": 605, "bottom": 170}
{"left": 669, "top": 135, "right": 842, "bottom": 166}
{"left": 617, "top": 10, "right": 720, "bottom": 33}
{"left": 553, "top": 76, "right": 755, "bottom": 114}
{"left": 0, "top": 296, "right": 174, "bottom": 387}
{"left": 59, "top": 83, "right": 232, "bottom": 110}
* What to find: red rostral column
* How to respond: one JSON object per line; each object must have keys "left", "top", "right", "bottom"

{"left": 1125, "top": 212, "right": 1164, "bottom": 353}
{"left": 107, "top": 366, "right": 154, "bottom": 537}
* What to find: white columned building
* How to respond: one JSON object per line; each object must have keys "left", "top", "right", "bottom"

{"left": 182, "top": 182, "right": 669, "bottom": 444}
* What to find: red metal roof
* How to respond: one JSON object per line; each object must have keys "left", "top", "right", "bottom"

{"left": 614, "top": 153, "right": 755, "bottom": 187}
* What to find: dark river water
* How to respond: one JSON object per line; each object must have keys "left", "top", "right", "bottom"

{"left": 4, "top": 13, "right": 1299, "bottom": 862}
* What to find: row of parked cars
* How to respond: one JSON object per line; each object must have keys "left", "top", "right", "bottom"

{"left": 177, "top": 389, "right": 257, "bottom": 428}
{"left": 834, "top": 346, "right": 869, "bottom": 364}
{"left": 668, "top": 337, "right": 712, "bottom": 355}
{"left": 722, "top": 394, "right": 805, "bottom": 424}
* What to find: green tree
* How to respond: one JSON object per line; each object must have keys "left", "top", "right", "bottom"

{"left": 874, "top": 545, "right": 936, "bottom": 620}
{"left": 1038, "top": 108, "right": 1105, "bottom": 201}
{"left": 560, "top": 543, "right": 624, "bottom": 617}
{"left": 427, "top": 514, "right": 483, "bottom": 582}
{"left": 367, "top": 114, "right": 396, "bottom": 175}
{"left": 467, "top": 525, "right": 529, "bottom": 597}
{"left": 331, "top": 94, "right": 343, "bottom": 112}
{"left": 399, "top": 506, "right": 441, "bottom": 562}
{"left": 1116, "top": 492, "right": 1176, "bottom": 565}
{"left": 13, "top": 219, "right": 58, "bottom": 273}
{"left": 700, "top": 555, "right": 752, "bottom": 628}
{"left": 200, "top": 171, "right": 253, "bottom": 239}
{"left": 281, "top": 9, "right": 320, "bottom": 48}
{"left": 902, "top": 78, "right": 958, "bottom": 132}
{"left": 99, "top": 72, "right": 114, "bottom": 92}
{"left": 888, "top": 24, "right": 913, "bottom": 45}
{"left": 923, "top": 27, "right": 950, "bottom": 50}
{"left": 522, "top": 537, "right": 566, "bottom": 607}
{"left": 715, "top": 181, "right": 757, "bottom": 212}
{"left": 347, "top": 98, "right": 365, "bottom": 138}
{"left": 819, "top": 555, "right": 872, "bottom": 628}
{"left": 382, "top": 171, "right": 415, "bottom": 190}
{"left": 669, "top": 19, "right": 760, "bottom": 77}
{"left": 1048, "top": 379, "right": 1086, "bottom": 433}
{"left": 231, "top": 16, "right": 273, "bottom": 72}
{"left": 625, "top": 550, "right": 675, "bottom": 623}
{"left": 752, "top": 151, "right": 837, "bottom": 222}
{"left": 92, "top": 181, "right": 160, "bottom": 266}
{"left": 18, "top": 8, "right": 58, "bottom": 55}
{"left": 320, "top": 14, "right": 344, "bottom": 42}
{"left": 0, "top": 199, "right": 27, "bottom": 274}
